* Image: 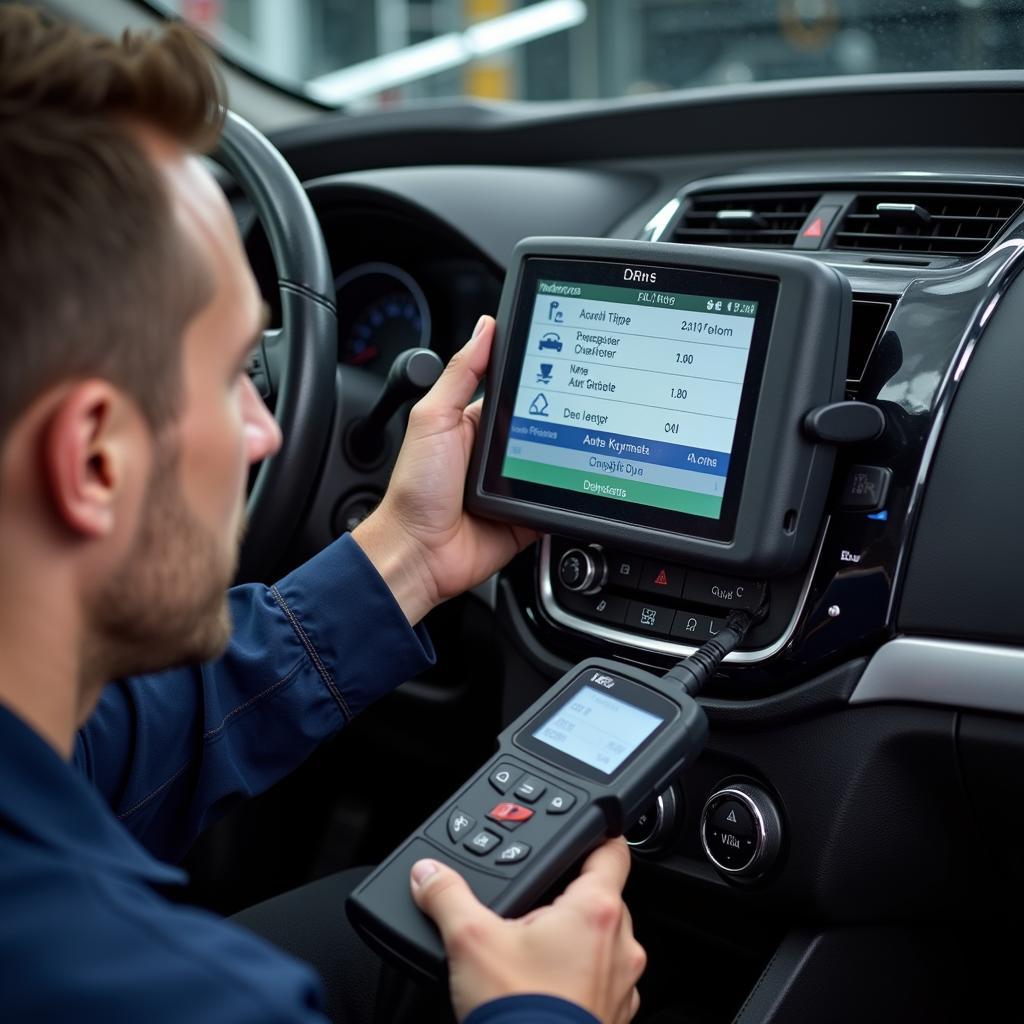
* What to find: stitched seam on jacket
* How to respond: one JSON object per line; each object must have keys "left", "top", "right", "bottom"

{"left": 270, "top": 584, "right": 352, "bottom": 722}
{"left": 116, "top": 659, "right": 304, "bottom": 821}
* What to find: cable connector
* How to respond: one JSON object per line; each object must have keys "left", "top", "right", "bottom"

{"left": 661, "top": 599, "right": 768, "bottom": 698}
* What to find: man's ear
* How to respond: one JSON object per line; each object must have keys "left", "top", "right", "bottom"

{"left": 41, "top": 381, "right": 147, "bottom": 539}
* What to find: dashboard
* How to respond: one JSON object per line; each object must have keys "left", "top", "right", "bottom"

{"left": 231, "top": 73, "right": 1024, "bottom": 1022}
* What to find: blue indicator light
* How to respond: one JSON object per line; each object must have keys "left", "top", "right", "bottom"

{"left": 867, "top": 510, "right": 888, "bottom": 521}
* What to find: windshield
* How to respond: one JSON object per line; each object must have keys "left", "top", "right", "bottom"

{"left": 150, "top": 0, "right": 1024, "bottom": 110}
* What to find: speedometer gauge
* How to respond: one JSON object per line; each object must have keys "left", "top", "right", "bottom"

{"left": 334, "top": 262, "right": 431, "bottom": 370}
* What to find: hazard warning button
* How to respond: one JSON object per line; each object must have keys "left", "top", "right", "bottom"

{"left": 638, "top": 559, "right": 685, "bottom": 599}
{"left": 794, "top": 204, "right": 842, "bottom": 250}
{"left": 710, "top": 799, "right": 756, "bottom": 840}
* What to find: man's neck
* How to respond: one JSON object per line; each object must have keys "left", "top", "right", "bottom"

{"left": 0, "top": 564, "right": 84, "bottom": 760}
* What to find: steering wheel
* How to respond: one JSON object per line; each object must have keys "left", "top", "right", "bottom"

{"left": 214, "top": 112, "right": 338, "bottom": 582}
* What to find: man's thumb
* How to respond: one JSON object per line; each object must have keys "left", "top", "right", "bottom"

{"left": 410, "top": 858, "right": 492, "bottom": 946}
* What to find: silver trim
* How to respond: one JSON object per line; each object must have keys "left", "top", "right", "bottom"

{"left": 641, "top": 197, "right": 680, "bottom": 241}
{"left": 538, "top": 527, "right": 826, "bottom": 664}
{"left": 625, "top": 793, "right": 665, "bottom": 850}
{"left": 850, "top": 636, "right": 1024, "bottom": 715}
{"left": 886, "top": 238, "right": 1024, "bottom": 623}
{"left": 699, "top": 787, "right": 767, "bottom": 876}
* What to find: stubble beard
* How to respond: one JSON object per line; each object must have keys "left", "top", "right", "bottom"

{"left": 90, "top": 436, "right": 241, "bottom": 681}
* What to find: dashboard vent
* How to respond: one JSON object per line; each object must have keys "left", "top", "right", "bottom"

{"left": 835, "top": 190, "right": 1024, "bottom": 256}
{"left": 673, "top": 191, "right": 822, "bottom": 247}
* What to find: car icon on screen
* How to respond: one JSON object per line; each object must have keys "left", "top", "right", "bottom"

{"left": 538, "top": 332, "right": 562, "bottom": 352}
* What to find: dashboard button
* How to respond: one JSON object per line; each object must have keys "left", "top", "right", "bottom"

{"left": 625, "top": 600, "right": 675, "bottom": 636}
{"left": 559, "top": 589, "right": 629, "bottom": 626}
{"left": 670, "top": 611, "right": 723, "bottom": 643}
{"left": 637, "top": 559, "right": 685, "bottom": 599}
{"left": 683, "top": 571, "right": 765, "bottom": 611}
{"left": 605, "top": 551, "right": 641, "bottom": 591}
{"left": 841, "top": 465, "right": 892, "bottom": 512}
{"left": 793, "top": 204, "right": 842, "bottom": 250}
{"left": 701, "top": 785, "right": 782, "bottom": 879}
{"left": 710, "top": 799, "right": 756, "bottom": 840}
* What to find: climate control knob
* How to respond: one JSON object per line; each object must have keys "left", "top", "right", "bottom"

{"left": 557, "top": 546, "right": 605, "bottom": 594}
{"left": 700, "top": 783, "right": 782, "bottom": 879}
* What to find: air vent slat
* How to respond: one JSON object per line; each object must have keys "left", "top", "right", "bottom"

{"left": 843, "top": 213, "right": 1007, "bottom": 224}
{"left": 673, "top": 189, "right": 822, "bottom": 247}
{"left": 835, "top": 189, "right": 1024, "bottom": 256}
{"left": 836, "top": 232, "right": 991, "bottom": 244}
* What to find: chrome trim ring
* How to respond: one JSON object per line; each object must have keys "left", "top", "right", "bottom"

{"left": 625, "top": 793, "right": 665, "bottom": 850}
{"left": 699, "top": 786, "right": 768, "bottom": 876}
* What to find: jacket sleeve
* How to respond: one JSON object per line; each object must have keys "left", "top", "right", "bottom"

{"left": 464, "top": 995, "right": 599, "bottom": 1024}
{"left": 73, "top": 534, "right": 435, "bottom": 862}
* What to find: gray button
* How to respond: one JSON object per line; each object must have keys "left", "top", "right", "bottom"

{"left": 495, "top": 841, "right": 531, "bottom": 864}
{"left": 513, "top": 775, "right": 547, "bottom": 804}
{"left": 464, "top": 830, "right": 501, "bottom": 856}
{"left": 489, "top": 765, "right": 523, "bottom": 794}
{"left": 447, "top": 808, "right": 476, "bottom": 842}
{"left": 545, "top": 790, "right": 575, "bottom": 814}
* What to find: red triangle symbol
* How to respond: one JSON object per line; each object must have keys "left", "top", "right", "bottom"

{"left": 654, "top": 569, "right": 669, "bottom": 586}
{"left": 803, "top": 217, "right": 824, "bottom": 238}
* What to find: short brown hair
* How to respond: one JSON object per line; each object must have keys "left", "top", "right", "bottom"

{"left": 0, "top": 5, "right": 226, "bottom": 443}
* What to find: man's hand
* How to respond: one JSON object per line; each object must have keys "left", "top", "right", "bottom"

{"left": 410, "top": 838, "right": 646, "bottom": 1024}
{"left": 353, "top": 316, "right": 537, "bottom": 625}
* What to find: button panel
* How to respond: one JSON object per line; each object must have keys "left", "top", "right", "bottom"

{"left": 550, "top": 536, "right": 767, "bottom": 650}
{"left": 429, "top": 760, "right": 585, "bottom": 876}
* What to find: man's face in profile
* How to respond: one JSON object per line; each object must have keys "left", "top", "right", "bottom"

{"left": 91, "top": 131, "right": 281, "bottom": 676}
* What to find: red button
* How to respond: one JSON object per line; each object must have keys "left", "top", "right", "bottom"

{"left": 638, "top": 559, "right": 684, "bottom": 599}
{"left": 488, "top": 802, "right": 534, "bottom": 823}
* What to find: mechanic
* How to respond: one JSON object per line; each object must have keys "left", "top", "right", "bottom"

{"left": 0, "top": 8, "right": 646, "bottom": 1024}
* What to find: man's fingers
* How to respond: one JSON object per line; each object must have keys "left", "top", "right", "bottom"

{"left": 410, "top": 858, "right": 496, "bottom": 952}
{"left": 576, "top": 836, "right": 633, "bottom": 894}
{"left": 420, "top": 316, "right": 494, "bottom": 419}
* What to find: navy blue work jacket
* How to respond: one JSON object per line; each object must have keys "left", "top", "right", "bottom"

{"left": 0, "top": 535, "right": 595, "bottom": 1024}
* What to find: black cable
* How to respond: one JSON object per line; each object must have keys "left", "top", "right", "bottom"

{"left": 661, "top": 598, "right": 769, "bottom": 698}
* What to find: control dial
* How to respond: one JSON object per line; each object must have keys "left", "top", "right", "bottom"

{"left": 700, "top": 783, "right": 782, "bottom": 879}
{"left": 557, "top": 545, "right": 606, "bottom": 595}
{"left": 626, "top": 784, "right": 680, "bottom": 855}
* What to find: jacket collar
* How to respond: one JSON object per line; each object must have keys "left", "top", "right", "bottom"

{"left": 0, "top": 703, "right": 186, "bottom": 886}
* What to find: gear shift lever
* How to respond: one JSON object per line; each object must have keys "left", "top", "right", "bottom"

{"left": 347, "top": 347, "right": 444, "bottom": 466}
